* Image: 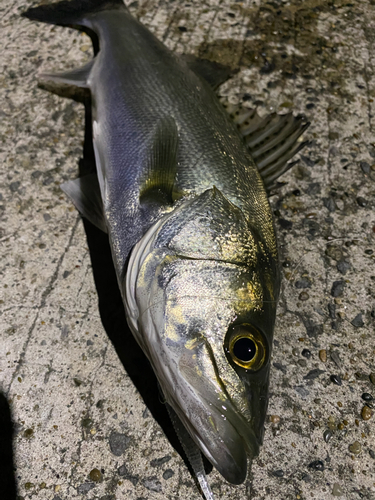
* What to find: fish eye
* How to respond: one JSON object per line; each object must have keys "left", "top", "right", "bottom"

{"left": 227, "top": 324, "right": 266, "bottom": 371}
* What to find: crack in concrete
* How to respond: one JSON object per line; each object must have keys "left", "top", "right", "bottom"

{"left": 6, "top": 216, "right": 80, "bottom": 397}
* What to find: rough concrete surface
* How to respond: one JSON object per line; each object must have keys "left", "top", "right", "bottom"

{"left": 1, "top": 0, "right": 375, "bottom": 499}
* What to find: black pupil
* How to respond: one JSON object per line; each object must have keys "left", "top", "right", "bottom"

{"left": 233, "top": 337, "right": 256, "bottom": 362}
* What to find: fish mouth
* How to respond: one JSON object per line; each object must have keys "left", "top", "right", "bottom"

{"left": 170, "top": 390, "right": 261, "bottom": 485}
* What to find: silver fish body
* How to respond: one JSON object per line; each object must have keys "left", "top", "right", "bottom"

{"left": 23, "top": 0, "right": 307, "bottom": 489}
{"left": 87, "top": 9, "right": 277, "bottom": 278}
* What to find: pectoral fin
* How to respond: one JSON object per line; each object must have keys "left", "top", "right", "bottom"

{"left": 139, "top": 116, "right": 179, "bottom": 206}
{"left": 61, "top": 173, "right": 107, "bottom": 233}
{"left": 165, "top": 403, "right": 215, "bottom": 500}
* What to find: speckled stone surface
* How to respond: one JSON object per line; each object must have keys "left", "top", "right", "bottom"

{"left": 1, "top": 1, "right": 375, "bottom": 499}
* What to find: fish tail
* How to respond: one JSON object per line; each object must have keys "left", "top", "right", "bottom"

{"left": 22, "top": 0, "right": 126, "bottom": 28}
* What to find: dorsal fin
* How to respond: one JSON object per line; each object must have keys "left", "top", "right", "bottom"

{"left": 223, "top": 102, "right": 310, "bottom": 193}
{"left": 139, "top": 116, "right": 179, "bottom": 206}
{"left": 181, "top": 55, "right": 237, "bottom": 90}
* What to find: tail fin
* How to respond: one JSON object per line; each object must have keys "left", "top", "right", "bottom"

{"left": 22, "top": 0, "right": 125, "bottom": 28}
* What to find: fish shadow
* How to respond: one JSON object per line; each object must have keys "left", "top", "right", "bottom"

{"left": 0, "top": 392, "right": 17, "bottom": 500}
{"left": 78, "top": 99, "right": 212, "bottom": 481}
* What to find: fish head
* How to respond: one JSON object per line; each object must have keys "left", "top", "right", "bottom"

{"left": 125, "top": 187, "right": 280, "bottom": 484}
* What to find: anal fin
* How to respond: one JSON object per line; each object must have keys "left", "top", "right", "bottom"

{"left": 61, "top": 173, "right": 107, "bottom": 233}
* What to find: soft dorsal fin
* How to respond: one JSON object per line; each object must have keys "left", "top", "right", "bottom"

{"left": 37, "top": 59, "right": 94, "bottom": 102}
{"left": 61, "top": 173, "right": 107, "bottom": 233}
{"left": 181, "top": 55, "right": 237, "bottom": 90}
{"left": 139, "top": 116, "right": 179, "bottom": 206}
{"left": 223, "top": 102, "right": 310, "bottom": 193}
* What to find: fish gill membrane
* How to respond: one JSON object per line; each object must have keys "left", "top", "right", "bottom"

{"left": 22, "top": 0, "right": 310, "bottom": 498}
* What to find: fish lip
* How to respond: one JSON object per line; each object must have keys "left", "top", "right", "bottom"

{"left": 172, "top": 394, "right": 261, "bottom": 485}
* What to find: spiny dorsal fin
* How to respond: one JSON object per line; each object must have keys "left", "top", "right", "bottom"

{"left": 182, "top": 55, "right": 237, "bottom": 90}
{"left": 222, "top": 102, "right": 310, "bottom": 193}
{"left": 61, "top": 173, "right": 107, "bottom": 233}
{"left": 139, "top": 116, "right": 179, "bottom": 206}
{"left": 38, "top": 59, "right": 94, "bottom": 102}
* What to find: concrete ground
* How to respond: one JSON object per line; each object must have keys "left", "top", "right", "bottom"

{"left": 1, "top": 0, "right": 375, "bottom": 499}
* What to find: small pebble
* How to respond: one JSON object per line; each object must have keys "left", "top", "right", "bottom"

{"left": 348, "top": 441, "right": 361, "bottom": 454}
{"left": 370, "top": 373, "right": 375, "bottom": 385}
{"left": 89, "top": 468, "right": 102, "bottom": 482}
{"left": 301, "top": 348, "right": 311, "bottom": 359}
{"left": 337, "top": 260, "right": 351, "bottom": 274}
{"left": 328, "top": 303, "right": 336, "bottom": 319}
{"left": 298, "top": 359, "right": 307, "bottom": 367}
{"left": 295, "top": 277, "right": 311, "bottom": 289}
{"left": 326, "top": 245, "right": 342, "bottom": 261}
{"left": 361, "top": 406, "right": 373, "bottom": 421}
{"left": 319, "top": 349, "right": 327, "bottom": 363}
{"left": 308, "top": 460, "right": 325, "bottom": 471}
{"left": 323, "top": 429, "right": 333, "bottom": 443}
{"left": 362, "top": 393, "right": 373, "bottom": 402}
{"left": 332, "top": 483, "right": 344, "bottom": 496}
{"left": 331, "top": 280, "right": 345, "bottom": 297}
{"left": 351, "top": 313, "right": 364, "bottom": 328}
{"left": 360, "top": 161, "right": 371, "bottom": 174}
{"left": 269, "top": 415, "right": 281, "bottom": 424}
{"left": 330, "top": 350, "right": 342, "bottom": 368}
{"left": 272, "top": 469, "right": 284, "bottom": 477}
{"left": 328, "top": 421, "right": 336, "bottom": 431}
{"left": 356, "top": 196, "right": 367, "bottom": 207}
{"left": 163, "top": 469, "right": 174, "bottom": 480}
{"left": 330, "top": 374, "right": 342, "bottom": 386}
{"left": 298, "top": 291, "right": 309, "bottom": 301}
{"left": 304, "top": 369, "right": 325, "bottom": 380}
{"left": 369, "top": 449, "right": 375, "bottom": 459}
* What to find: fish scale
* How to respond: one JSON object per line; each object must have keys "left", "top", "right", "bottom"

{"left": 89, "top": 10, "right": 275, "bottom": 269}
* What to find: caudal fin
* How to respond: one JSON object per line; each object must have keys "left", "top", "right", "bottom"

{"left": 22, "top": 0, "right": 126, "bottom": 27}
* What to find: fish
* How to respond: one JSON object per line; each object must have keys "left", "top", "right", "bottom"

{"left": 22, "top": 0, "right": 309, "bottom": 497}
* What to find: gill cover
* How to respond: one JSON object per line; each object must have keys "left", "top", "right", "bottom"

{"left": 125, "top": 188, "right": 280, "bottom": 484}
